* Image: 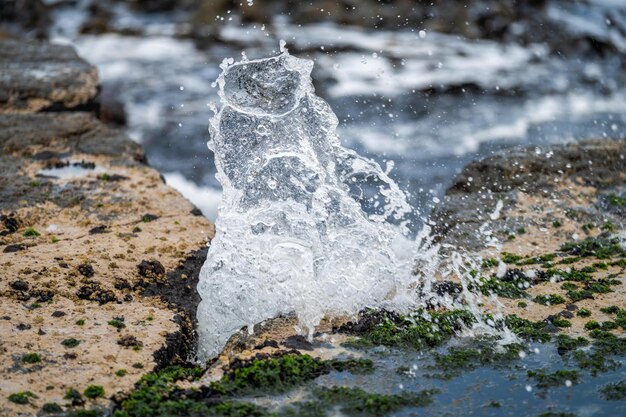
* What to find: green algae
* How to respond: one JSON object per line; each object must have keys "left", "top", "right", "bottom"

{"left": 475, "top": 276, "right": 528, "bottom": 298}
{"left": 282, "top": 386, "right": 439, "bottom": 416}
{"left": 533, "top": 294, "right": 565, "bottom": 305}
{"left": 576, "top": 308, "right": 592, "bottom": 318}
{"left": 114, "top": 355, "right": 381, "bottom": 417}
{"left": 210, "top": 354, "right": 372, "bottom": 395}
{"left": 42, "top": 402, "right": 63, "bottom": 413}
{"left": 504, "top": 315, "right": 551, "bottom": 343}
{"left": 555, "top": 335, "right": 589, "bottom": 354}
{"left": 345, "top": 309, "right": 475, "bottom": 350}
{"left": 550, "top": 317, "right": 572, "bottom": 328}
{"left": 22, "top": 352, "right": 41, "bottom": 364}
{"left": 527, "top": 369, "right": 580, "bottom": 389}
{"left": 62, "top": 338, "right": 81, "bottom": 348}
{"left": 605, "top": 193, "right": 626, "bottom": 207}
{"left": 559, "top": 257, "right": 581, "bottom": 265}
{"left": 8, "top": 391, "right": 37, "bottom": 404}
{"left": 599, "top": 380, "right": 626, "bottom": 400}
{"left": 84, "top": 385, "right": 105, "bottom": 399}
{"left": 108, "top": 318, "right": 126, "bottom": 329}
{"left": 502, "top": 253, "right": 524, "bottom": 264}
{"left": 584, "top": 320, "right": 601, "bottom": 330}
{"left": 65, "top": 388, "right": 83, "bottom": 403}
{"left": 560, "top": 236, "right": 625, "bottom": 259}
{"left": 428, "top": 342, "right": 523, "bottom": 379}
{"left": 23, "top": 227, "right": 40, "bottom": 237}
{"left": 570, "top": 331, "right": 626, "bottom": 376}
{"left": 481, "top": 257, "right": 499, "bottom": 268}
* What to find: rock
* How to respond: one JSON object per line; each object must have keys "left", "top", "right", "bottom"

{"left": 0, "top": 0, "right": 50, "bottom": 39}
{"left": 9, "top": 280, "right": 29, "bottom": 292}
{"left": 432, "top": 140, "right": 626, "bottom": 251}
{"left": 0, "top": 40, "right": 99, "bottom": 113}
{"left": 0, "top": 40, "right": 214, "bottom": 416}
{"left": 137, "top": 259, "right": 166, "bottom": 278}
{"left": 78, "top": 263, "right": 95, "bottom": 278}
{"left": 434, "top": 138, "right": 625, "bottom": 339}
{"left": 3, "top": 243, "right": 25, "bottom": 253}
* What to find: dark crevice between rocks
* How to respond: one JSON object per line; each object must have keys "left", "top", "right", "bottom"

{"left": 142, "top": 246, "right": 208, "bottom": 368}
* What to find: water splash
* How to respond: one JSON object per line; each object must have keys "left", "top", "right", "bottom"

{"left": 196, "top": 46, "right": 511, "bottom": 361}
{"left": 195, "top": 46, "right": 426, "bottom": 361}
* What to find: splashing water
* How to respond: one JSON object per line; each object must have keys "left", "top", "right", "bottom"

{"left": 196, "top": 46, "right": 507, "bottom": 361}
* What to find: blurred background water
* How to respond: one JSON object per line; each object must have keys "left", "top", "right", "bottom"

{"left": 3, "top": 0, "right": 625, "bottom": 226}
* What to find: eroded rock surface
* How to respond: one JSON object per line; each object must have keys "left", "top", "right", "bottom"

{"left": 0, "top": 41, "right": 213, "bottom": 416}
{"left": 434, "top": 139, "right": 626, "bottom": 336}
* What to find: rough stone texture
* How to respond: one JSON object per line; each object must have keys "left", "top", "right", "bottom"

{"left": 0, "top": 40, "right": 99, "bottom": 113}
{"left": 434, "top": 139, "right": 626, "bottom": 337}
{"left": 432, "top": 139, "right": 626, "bottom": 251}
{"left": 0, "top": 42, "right": 214, "bottom": 416}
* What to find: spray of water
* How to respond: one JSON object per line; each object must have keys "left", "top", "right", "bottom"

{"left": 196, "top": 44, "right": 511, "bottom": 361}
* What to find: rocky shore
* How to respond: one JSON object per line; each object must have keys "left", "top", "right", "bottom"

{"left": 1, "top": 38, "right": 624, "bottom": 417}
{"left": 0, "top": 40, "right": 213, "bottom": 416}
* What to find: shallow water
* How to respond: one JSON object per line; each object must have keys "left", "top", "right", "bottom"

{"left": 254, "top": 340, "right": 626, "bottom": 417}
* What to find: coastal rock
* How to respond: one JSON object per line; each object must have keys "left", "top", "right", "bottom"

{"left": 0, "top": 41, "right": 214, "bottom": 416}
{"left": 434, "top": 139, "right": 625, "bottom": 337}
{"left": 0, "top": 40, "right": 99, "bottom": 113}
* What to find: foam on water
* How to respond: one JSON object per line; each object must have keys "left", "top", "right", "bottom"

{"left": 195, "top": 47, "right": 428, "bottom": 361}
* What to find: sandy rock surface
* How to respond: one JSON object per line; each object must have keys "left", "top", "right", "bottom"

{"left": 0, "top": 42, "right": 214, "bottom": 416}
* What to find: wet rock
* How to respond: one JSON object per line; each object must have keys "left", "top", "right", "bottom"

{"left": 76, "top": 283, "right": 116, "bottom": 304}
{"left": 137, "top": 259, "right": 165, "bottom": 278}
{"left": 559, "top": 310, "right": 575, "bottom": 319}
{"left": 9, "top": 280, "right": 29, "bottom": 292}
{"left": 78, "top": 263, "right": 95, "bottom": 278}
{"left": 51, "top": 311, "right": 65, "bottom": 318}
{"left": 31, "top": 289, "right": 54, "bottom": 302}
{"left": 0, "top": 214, "right": 19, "bottom": 235}
{"left": 88, "top": 225, "right": 108, "bottom": 234}
{"left": 97, "top": 84, "right": 127, "bottom": 126}
{"left": 432, "top": 281, "right": 463, "bottom": 297}
{"left": 254, "top": 339, "right": 280, "bottom": 350}
{"left": 0, "top": 40, "right": 99, "bottom": 113}
{"left": 141, "top": 213, "right": 159, "bottom": 223}
{"left": 282, "top": 335, "right": 315, "bottom": 351}
{"left": 16, "top": 323, "right": 31, "bottom": 331}
{"left": 114, "top": 278, "right": 131, "bottom": 291}
{"left": 117, "top": 335, "right": 143, "bottom": 348}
